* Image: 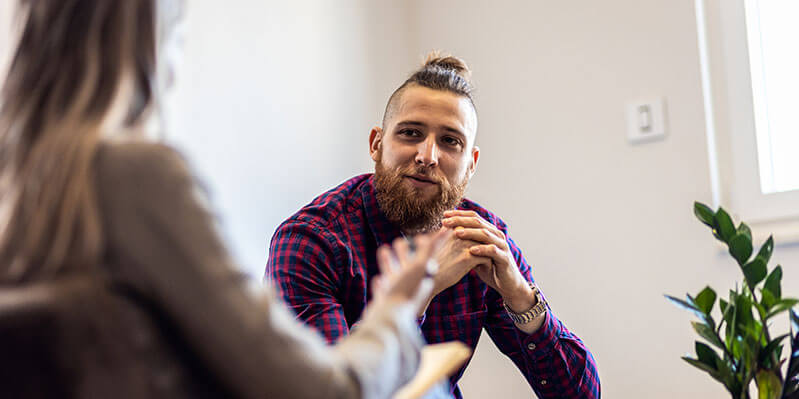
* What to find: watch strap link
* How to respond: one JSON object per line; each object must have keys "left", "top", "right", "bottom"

{"left": 503, "top": 286, "right": 547, "bottom": 324}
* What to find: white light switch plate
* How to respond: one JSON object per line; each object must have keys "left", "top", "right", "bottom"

{"left": 626, "top": 97, "right": 667, "bottom": 144}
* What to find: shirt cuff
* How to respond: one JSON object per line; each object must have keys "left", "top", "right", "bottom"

{"left": 521, "top": 310, "right": 561, "bottom": 359}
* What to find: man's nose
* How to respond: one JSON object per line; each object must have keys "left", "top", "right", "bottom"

{"left": 414, "top": 137, "right": 439, "bottom": 168}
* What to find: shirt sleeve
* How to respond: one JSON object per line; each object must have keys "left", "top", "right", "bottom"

{"left": 266, "top": 219, "right": 351, "bottom": 343}
{"left": 98, "top": 143, "right": 422, "bottom": 399}
{"left": 482, "top": 222, "right": 601, "bottom": 399}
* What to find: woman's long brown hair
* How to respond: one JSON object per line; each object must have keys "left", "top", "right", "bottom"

{"left": 0, "top": 0, "right": 157, "bottom": 282}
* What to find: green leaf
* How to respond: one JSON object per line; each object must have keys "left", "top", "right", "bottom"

{"left": 720, "top": 298, "right": 734, "bottom": 330}
{"left": 730, "top": 234, "right": 754, "bottom": 266}
{"left": 727, "top": 291, "right": 739, "bottom": 347}
{"left": 715, "top": 208, "right": 736, "bottom": 242}
{"left": 737, "top": 222, "right": 753, "bottom": 241}
{"left": 792, "top": 309, "right": 799, "bottom": 334}
{"left": 693, "top": 321, "right": 725, "bottom": 350}
{"left": 666, "top": 295, "right": 706, "bottom": 321}
{"left": 762, "top": 288, "right": 778, "bottom": 310}
{"left": 690, "top": 342, "right": 740, "bottom": 391}
{"left": 682, "top": 355, "right": 717, "bottom": 374}
{"left": 757, "top": 236, "right": 774, "bottom": 264}
{"left": 731, "top": 335, "right": 742, "bottom": 360}
{"left": 682, "top": 356, "right": 735, "bottom": 392}
{"left": 755, "top": 301, "right": 768, "bottom": 320}
{"left": 714, "top": 360, "right": 738, "bottom": 395}
{"left": 764, "top": 265, "right": 782, "bottom": 300}
{"left": 694, "top": 202, "right": 715, "bottom": 228}
{"left": 740, "top": 334, "right": 759, "bottom": 371}
{"left": 765, "top": 298, "right": 799, "bottom": 320}
{"left": 695, "top": 341, "right": 720, "bottom": 370}
{"left": 666, "top": 294, "right": 716, "bottom": 330}
{"left": 756, "top": 369, "right": 782, "bottom": 399}
{"left": 743, "top": 258, "right": 768, "bottom": 290}
{"left": 696, "top": 286, "right": 717, "bottom": 315}
{"left": 785, "top": 310, "right": 799, "bottom": 398}
{"left": 735, "top": 293, "right": 755, "bottom": 335}
{"left": 759, "top": 333, "right": 789, "bottom": 366}
{"left": 690, "top": 294, "right": 717, "bottom": 331}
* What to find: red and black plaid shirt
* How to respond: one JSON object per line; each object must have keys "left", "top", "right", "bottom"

{"left": 266, "top": 174, "right": 600, "bottom": 398}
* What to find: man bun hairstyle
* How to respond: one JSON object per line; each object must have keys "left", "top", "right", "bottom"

{"left": 382, "top": 51, "right": 476, "bottom": 127}
{"left": 413, "top": 51, "right": 473, "bottom": 95}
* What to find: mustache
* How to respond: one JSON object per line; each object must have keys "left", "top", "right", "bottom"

{"left": 401, "top": 165, "right": 445, "bottom": 185}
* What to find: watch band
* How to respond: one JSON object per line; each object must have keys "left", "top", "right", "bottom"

{"left": 503, "top": 286, "right": 547, "bottom": 324}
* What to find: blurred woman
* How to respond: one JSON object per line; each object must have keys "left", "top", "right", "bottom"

{"left": 0, "top": 1, "right": 440, "bottom": 398}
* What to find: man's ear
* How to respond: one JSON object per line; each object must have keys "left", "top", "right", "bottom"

{"left": 369, "top": 127, "right": 383, "bottom": 162}
{"left": 467, "top": 145, "right": 480, "bottom": 178}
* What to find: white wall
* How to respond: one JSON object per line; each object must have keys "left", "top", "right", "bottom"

{"left": 5, "top": 2, "right": 799, "bottom": 398}
{"left": 405, "top": 1, "right": 799, "bottom": 398}
{"left": 166, "top": 1, "right": 416, "bottom": 276}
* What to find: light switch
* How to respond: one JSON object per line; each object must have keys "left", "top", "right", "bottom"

{"left": 626, "top": 98, "right": 666, "bottom": 144}
{"left": 638, "top": 105, "right": 652, "bottom": 131}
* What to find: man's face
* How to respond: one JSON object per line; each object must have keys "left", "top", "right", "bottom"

{"left": 369, "top": 85, "right": 480, "bottom": 233}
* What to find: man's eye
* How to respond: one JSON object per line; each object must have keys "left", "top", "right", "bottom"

{"left": 442, "top": 136, "right": 462, "bottom": 147}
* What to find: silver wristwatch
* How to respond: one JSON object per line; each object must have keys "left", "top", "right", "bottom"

{"left": 503, "top": 286, "right": 547, "bottom": 324}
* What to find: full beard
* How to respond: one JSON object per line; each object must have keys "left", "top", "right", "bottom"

{"left": 374, "top": 159, "right": 468, "bottom": 234}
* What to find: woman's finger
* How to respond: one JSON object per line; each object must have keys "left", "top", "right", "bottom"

{"left": 370, "top": 275, "right": 384, "bottom": 296}
{"left": 412, "top": 278, "right": 434, "bottom": 310}
{"left": 410, "top": 234, "right": 432, "bottom": 261}
{"left": 393, "top": 236, "right": 411, "bottom": 266}
{"left": 376, "top": 245, "right": 396, "bottom": 276}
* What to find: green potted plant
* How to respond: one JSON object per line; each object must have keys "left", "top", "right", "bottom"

{"left": 666, "top": 202, "right": 799, "bottom": 399}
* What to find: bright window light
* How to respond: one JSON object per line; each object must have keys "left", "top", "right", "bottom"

{"left": 744, "top": 0, "right": 799, "bottom": 194}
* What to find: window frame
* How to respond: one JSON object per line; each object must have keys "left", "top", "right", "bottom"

{"left": 701, "top": 0, "right": 799, "bottom": 228}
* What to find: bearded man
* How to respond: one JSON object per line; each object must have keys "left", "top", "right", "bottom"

{"left": 265, "top": 53, "right": 599, "bottom": 399}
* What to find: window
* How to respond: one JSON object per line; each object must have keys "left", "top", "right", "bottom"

{"left": 699, "top": 0, "right": 799, "bottom": 230}
{"left": 744, "top": 0, "right": 799, "bottom": 195}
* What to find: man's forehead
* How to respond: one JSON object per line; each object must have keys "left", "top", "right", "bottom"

{"left": 391, "top": 86, "right": 478, "bottom": 139}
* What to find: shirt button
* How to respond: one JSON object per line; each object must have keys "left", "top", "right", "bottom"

{"left": 541, "top": 380, "right": 547, "bottom": 385}
{"left": 527, "top": 343, "right": 536, "bottom": 350}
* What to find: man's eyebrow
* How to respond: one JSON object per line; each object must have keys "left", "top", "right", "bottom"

{"left": 395, "top": 120, "right": 427, "bottom": 128}
{"left": 441, "top": 125, "right": 466, "bottom": 140}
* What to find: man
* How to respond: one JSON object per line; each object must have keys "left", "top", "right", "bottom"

{"left": 266, "top": 53, "right": 600, "bottom": 398}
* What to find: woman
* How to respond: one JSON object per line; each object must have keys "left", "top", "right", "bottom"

{"left": 0, "top": 1, "right": 441, "bottom": 398}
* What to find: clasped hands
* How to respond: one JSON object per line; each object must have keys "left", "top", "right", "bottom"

{"left": 371, "top": 210, "right": 540, "bottom": 332}
{"left": 427, "top": 210, "right": 535, "bottom": 316}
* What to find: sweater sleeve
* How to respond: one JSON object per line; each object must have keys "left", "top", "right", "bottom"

{"left": 96, "top": 142, "right": 423, "bottom": 399}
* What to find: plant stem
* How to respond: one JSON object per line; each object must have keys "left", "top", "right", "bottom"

{"left": 746, "top": 282, "right": 783, "bottom": 381}
{"left": 714, "top": 319, "right": 738, "bottom": 369}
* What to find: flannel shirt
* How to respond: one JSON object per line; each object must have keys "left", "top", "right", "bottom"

{"left": 266, "top": 174, "right": 600, "bottom": 398}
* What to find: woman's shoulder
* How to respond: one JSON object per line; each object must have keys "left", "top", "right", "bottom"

{"left": 97, "top": 140, "right": 187, "bottom": 171}
{"left": 94, "top": 140, "right": 193, "bottom": 201}
{"left": 96, "top": 141, "right": 190, "bottom": 182}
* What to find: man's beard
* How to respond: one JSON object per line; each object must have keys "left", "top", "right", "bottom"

{"left": 374, "top": 157, "right": 468, "bottom": 234}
